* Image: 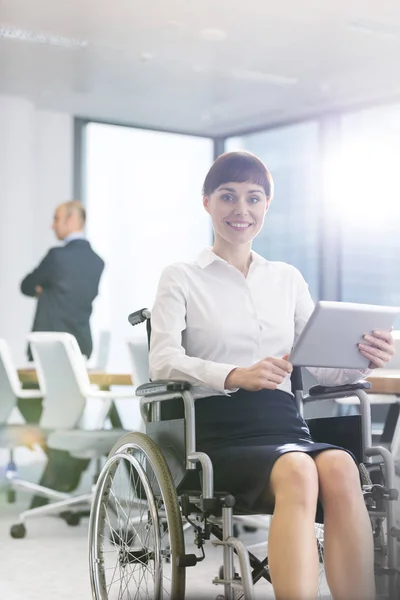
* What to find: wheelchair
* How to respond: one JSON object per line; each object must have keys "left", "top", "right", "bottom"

{"left": 88, "top": 308, "right": 400, "bottom": 600}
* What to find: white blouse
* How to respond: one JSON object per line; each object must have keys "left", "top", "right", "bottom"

{"left": 149, "top": 247, "right": 368, "bottom": 399}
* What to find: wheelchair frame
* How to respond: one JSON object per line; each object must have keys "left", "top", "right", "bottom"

{"left": 88, "top": 309, "right": 400, "bottom": 600}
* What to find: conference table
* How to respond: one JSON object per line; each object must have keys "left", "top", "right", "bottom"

{"left": 17, "top": 367, "right": 400, "bottom": 442}
{"left": 17, "top": 368, "right": 133, "bottom": 390}
{"left": 17, "top": 368, "right": 133, "bottom": 428}
{"left": 360, "top": 369, "right": 400, "bottom": 444}
{"left": 17, "top": 367, "right": 400, "bottom": 394}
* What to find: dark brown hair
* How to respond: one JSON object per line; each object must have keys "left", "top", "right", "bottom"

{"left": 202, "top": 151, "right": 274, "bottom": 199}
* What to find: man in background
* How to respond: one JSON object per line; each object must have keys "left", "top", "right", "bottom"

{"left": 20, "top": 200, "right": 105, "bottom": 507}
{"left": 21, "top": 200, "right": 104, "bottom": 361}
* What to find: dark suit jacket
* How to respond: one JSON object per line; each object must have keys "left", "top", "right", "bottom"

{"left": 21, "top": 239, "right": 105, "bottom": 360}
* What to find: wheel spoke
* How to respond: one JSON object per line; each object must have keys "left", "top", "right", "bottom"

{"left": 89, "top": 433, "right": 186, "bottom": 600}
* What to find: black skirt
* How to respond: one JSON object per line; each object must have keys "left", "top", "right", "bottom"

{"left": 193, "top": 388, "right": 352, "bottom": 514}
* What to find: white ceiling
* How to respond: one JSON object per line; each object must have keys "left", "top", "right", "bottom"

{"left": 1, "top": 0, "right": 400, "bottom": 136}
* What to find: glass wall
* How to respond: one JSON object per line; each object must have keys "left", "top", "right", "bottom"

{"left": 84, "top": 102, "right": 400, "bottom": 389}
{"left": 226, "top": 121, "right": 321, "bottom": 300}
{"left": 85, "top": 123, "right": 214, "bottom": 375}
{"left": 338, "top": 104, "right": 400, "bottom": 325}
{"left": 226, "top": 105, "right": 400, "bottom": 322}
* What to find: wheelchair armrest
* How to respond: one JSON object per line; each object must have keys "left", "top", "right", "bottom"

{"left": 136, "top": 380, "right": 192, "bottom": 397}
{"left": 304, "top": 381, "right": 373, "bottom": 452}
{"left": 136, "top": 380, "right": 198, "bottom": 474}
{"left": 307, "top": 380, "right": 371, "bottom": 400}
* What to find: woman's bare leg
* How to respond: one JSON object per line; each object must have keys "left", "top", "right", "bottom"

{"left": 268, "top": 452, "right": 320, "bottom": 600}
{"left": 315, "top": 450, "right": 375, "bottom": 600}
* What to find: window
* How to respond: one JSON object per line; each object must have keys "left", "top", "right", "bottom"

{"left": 85, "top": 123, "right": 214, "bottom": 371}
{"left": 338, "top": 104, "right": 400, "bottom": 324}
{"left": 226, "top": 121, "right": 321, "bottom": 299}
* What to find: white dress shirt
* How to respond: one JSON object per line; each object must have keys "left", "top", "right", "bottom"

{"left": 149, "top": 247, "right": 369, "bottom": 399}
{"left": 63, "top": 232, "right": 86, "bottom": 245}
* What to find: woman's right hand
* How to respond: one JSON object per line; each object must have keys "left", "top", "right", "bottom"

{"left": 225, "top": 357, "right": 293, "bottom": 392}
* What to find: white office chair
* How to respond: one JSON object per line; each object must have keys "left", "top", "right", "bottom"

{"left": 0, "top": 339, "right": 44, "bottom": 502}
{"left": 9, "top": 332, "right": 136, "bottom": 538}
{"left": 126, "top": 337, "right": 150, "bottom": 388}
{"left": 125, "top": 337, "right": 150, "bottom": 433}
{"left": 87, "top": 329, "right": 111, "bottom": 371}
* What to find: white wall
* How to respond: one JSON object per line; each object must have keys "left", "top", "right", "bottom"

{"left": 0, "top": 95, "right": 73, "bottom": 364}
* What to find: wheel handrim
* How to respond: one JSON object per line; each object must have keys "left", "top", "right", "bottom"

{"left": 89, "top": 448, "right": 176, "bottom": 599}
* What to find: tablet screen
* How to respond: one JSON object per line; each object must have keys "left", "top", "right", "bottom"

{"left": 289, "top": 301, "right": 400, "bottom": 369}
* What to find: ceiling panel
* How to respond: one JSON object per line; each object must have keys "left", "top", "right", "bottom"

{"left": 0, "top": 0, "right": 400, "bottom": 135}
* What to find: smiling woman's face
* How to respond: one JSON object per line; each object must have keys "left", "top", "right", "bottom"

{"left": 203, "top": 181, "right": 270, "bottom": 247}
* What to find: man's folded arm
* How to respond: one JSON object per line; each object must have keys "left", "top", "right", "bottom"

{"left": 20, "top": 250, "right": 56, "bottom": 297}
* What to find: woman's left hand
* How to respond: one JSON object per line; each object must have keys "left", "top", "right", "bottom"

{"left": 358, "top": 330, "right": 395, "bottom": 369}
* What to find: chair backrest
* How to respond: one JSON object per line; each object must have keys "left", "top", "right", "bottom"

{"left": 28, "top": 332, "right": 92, "bottom": 429}
{"left": 126, "top": 338, "right": 150, "bottom": 387}
{"left": 88, "top": 329, "right": 111, "bottom": 371}
{"left": 0, "top": 339, "right": 23, "bottom": 424}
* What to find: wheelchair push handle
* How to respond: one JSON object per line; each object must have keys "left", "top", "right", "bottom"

{"left": 128, "top": 308, "right": 151, "bottom": 327}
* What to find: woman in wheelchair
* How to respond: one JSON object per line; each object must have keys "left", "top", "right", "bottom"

{"left": 149, "top": 151, "right": 395, "bottom": 600}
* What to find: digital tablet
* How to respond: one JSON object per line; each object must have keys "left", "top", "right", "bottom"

{"left": 289, "top": 301, "right": 400, "bottom": 369}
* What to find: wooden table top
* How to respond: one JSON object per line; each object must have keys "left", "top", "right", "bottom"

{"left": 366, "top": 369, "right": 400, "bottom": 396}
{"left": 18, "top": 368, "right": 133, "bottom": 389}
{"left": 17, "top": 367, "right": 400, "bottom": 396}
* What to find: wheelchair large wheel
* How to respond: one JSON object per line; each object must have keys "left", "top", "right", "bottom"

{"left": 359, "top": 463, "right": 399, "bottom": 599}
{"left": 89, "top": 432, "right": 186, "bottom": 600}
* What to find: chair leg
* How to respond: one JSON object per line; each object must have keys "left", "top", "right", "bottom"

{"left": 2, "top": 448, "right": 71, "bottom": 504}
{"left": 11, "top": 478, "right": 70, "bottom": 501}
{"left": 15, "top": 492, "right": 93, "bottom": 524}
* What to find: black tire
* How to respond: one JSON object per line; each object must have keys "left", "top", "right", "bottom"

{"left": 242, "top": 525, "right": 257, "bottom": 533}
{"left": 7, "top": 489, "right": 16, "bottom": 503}
{"left": 89, "top": 431, "right": 186, "bottom": 600}
{"left": 359, "top": 463, "right": 386, "bottom": 550}
{"left": 61, "top": 511, "right": 81, "bottom": 527}
{"left": 10, "top": 523, "right": 26, "bottom": 539}
{"left": 359, "top": 462, "right": 392, "bottom": 598}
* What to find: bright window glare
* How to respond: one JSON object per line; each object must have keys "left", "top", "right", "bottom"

{"left": 339, "top": 104, "right": 400, "bottom": 324}
{"left": 85, "top": 123, "right": 213, "bottom": 373}
{"left": 338, "top": 141, "right": 400, "bottom": 224}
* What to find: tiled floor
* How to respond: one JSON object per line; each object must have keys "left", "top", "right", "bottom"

{"left": 1, "top": 499, "right": 273, "bottom": 599}
{"left": 0, "top": 453, "right": 275, "bottom": 600}
{"left": 1, "top": 450, "right": 399, "bottom": 599}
